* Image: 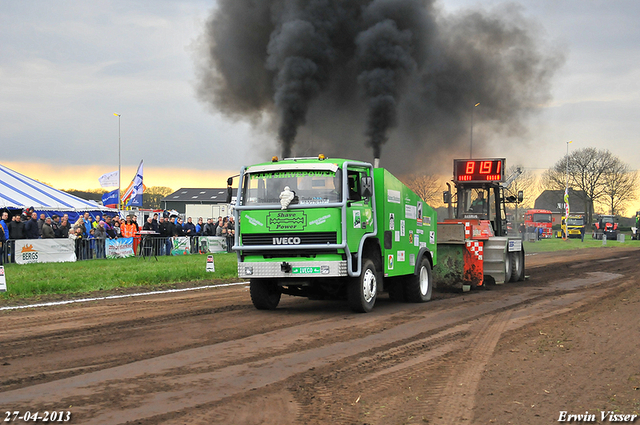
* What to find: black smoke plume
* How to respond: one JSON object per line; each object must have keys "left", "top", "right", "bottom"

{"left": 196, "top": 0, "right": 563, "bottom": 172}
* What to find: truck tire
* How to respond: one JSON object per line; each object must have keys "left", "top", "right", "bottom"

{"left": 250, "top": 279, "right": 281, "bottom": 310}
{"left": 405, "top": 257, "right": 432, "bottom": 302}
{"left": 348, "top": 259, "right": 378, "bottom": 313}
{"left": 509, "top": 250, "right": 525, "bottom": 282}
{"left": 504, "top": 251, "right": 513, "bottom": 283}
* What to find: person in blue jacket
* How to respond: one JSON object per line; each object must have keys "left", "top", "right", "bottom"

{"left": 0, "top": 211, "right": 9, "bottom": 264}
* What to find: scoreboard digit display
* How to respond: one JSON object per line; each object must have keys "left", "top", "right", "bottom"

{"left": 453, "top": 158, "right": 505, "bottom": 182}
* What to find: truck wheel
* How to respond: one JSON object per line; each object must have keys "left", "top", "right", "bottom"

{"left": 348, "top": 259, "right": 377, "bottom": 313}
{"left": 504, "top": 251, "right": 513, "bottom": 283}
{"left": 509, "top": 250, "right": 525, "bottom": 282}
{"left": 250, "top": 279, "right": 281, "bottom": 310}
{"left": 405, "top": 257, "right": 432, "bottom": 302}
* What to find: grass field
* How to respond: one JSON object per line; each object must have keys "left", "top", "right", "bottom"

{"left": 0, "top": 253, "right": 238, "bottom": 301}
{"left": 523, "top": 233, "right": 640, "bottom": 252}
{"left": 1, "top": 234, "right": 638, "bottom": 302}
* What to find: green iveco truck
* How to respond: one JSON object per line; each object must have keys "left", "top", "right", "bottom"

{"left": 232, "top": 155, "right": 437, "bottom": 313}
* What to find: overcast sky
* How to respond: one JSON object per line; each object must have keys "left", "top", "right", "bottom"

{"left": 1, "top": 0, "right": 639, "bottom": 210}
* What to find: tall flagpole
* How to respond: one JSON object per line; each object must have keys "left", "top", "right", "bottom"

{"left": 114, "top": 113, "right": 121, "bottom": 211}
{"left": 564, "top": 140, "right": 572, "bottom": 240}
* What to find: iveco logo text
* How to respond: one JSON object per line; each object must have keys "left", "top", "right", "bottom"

{"left": 273, "top": 237, "right": 301, "bottom": 245}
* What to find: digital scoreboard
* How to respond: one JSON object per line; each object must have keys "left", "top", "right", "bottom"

{"left": 453, "top": 158, "right": 505, "bottom": 183}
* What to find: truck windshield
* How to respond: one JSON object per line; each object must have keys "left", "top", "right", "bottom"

{"left": 241, "top": 169, "right": 342, "bottom": 206}
{"left": 532, "top": 213, "right": 552, "bottom": 223}
{"left": 460, "top": 188, "right": 489, "bottom": 216}
{"left": 567, "top": 217, "right": 584, "bottom": 226}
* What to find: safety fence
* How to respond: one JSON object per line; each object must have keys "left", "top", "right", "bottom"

{"left": 0, "top": 236, "right": 235, "bottom": 265}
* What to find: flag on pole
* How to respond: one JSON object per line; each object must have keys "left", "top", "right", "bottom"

{"left": 121, "top": 160, "right": 144, "bottom": 207}
{"left": 564, "top": 187, "right": 570, "bottom": 221}
{"left": 98, "top": 171, "right": 119, "bottom": 188}
{"left": 102, "top": 189, "right": 119, "bottom": 208}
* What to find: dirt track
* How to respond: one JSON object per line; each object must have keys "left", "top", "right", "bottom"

{"left": 1, "top": 247, "right": 639, "bottom": 424}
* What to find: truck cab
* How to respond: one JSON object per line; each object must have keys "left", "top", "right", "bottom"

{"left": 561, "top": 214, "right": 585, "bottom": 239}
{"left": 524, "top": 209, "right": 554, "bottom": 238}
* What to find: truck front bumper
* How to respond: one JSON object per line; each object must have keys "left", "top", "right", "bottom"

{"left": 238, "top": 261, "right": 348, "bottom": 279}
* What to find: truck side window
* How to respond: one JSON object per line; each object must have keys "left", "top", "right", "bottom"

{"left": 347, "top": 171, "right": 362, "bottom": 202}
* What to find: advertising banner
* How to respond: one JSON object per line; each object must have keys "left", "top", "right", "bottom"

{"left": 198, "top": 236, "right": 227, "bottom": 253}
{"left": 106, "top": 238, "right": 135, "bottom": 258}
{"left": 0, "top": 266, "right": 6, "bottom": 292}
{"left": 171, "top": 236, "right": 191, "bottom": 255}
{"left": 15, "top": 239, "right": 77, "bottom": 265}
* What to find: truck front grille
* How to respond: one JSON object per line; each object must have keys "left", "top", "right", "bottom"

{"left": 241, "top": 232, "right": 338, "bottom": 246}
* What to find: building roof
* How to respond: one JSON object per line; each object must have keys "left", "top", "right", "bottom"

{"left": 534, "top": 189, "right": 588, "bottom": 213}
{"left": 161, "top": 188, "right": 237, "bottom": 204}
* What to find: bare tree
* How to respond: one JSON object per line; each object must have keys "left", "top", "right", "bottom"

{"left": 503, "top": 165, "right": 538, "bottom": 224}
{"left": 143, "top": 186, "right": 174, "bottom": 209}
{"left": 601, "top": 162, "right": 637, "bottom": 215}
{"left": 399, "top": 174, "right": 442, "bottom": 205}
{"left": 542, "top": 147, "right": 636, "bottom": 223}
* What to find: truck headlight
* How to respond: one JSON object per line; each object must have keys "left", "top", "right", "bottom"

{"left": 321, "top": 266, "right": 330, "bottom": 274}
{"left": 245, "top": 267, "right": 253, "bottom": 275}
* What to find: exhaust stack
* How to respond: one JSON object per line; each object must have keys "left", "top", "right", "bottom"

{"left": 374, "top": 157, "right": 380, "bottom": 168}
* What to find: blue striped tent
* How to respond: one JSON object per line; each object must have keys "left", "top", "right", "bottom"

{"left": 0, "top": 163, "right": 116, "bottom": 221}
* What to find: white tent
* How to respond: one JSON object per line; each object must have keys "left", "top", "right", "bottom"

{"left": 0, "top": 163, "right": 114, "bottom": 213}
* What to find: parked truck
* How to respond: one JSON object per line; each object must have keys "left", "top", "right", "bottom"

{"left": 561, "top": 214, "right": 585, "bottom": 239}
{"left": 524, "top": 209, "right": 554, "bottom": 238}
{"left": 233, "top": 155, "right": 437, "bottom": 312}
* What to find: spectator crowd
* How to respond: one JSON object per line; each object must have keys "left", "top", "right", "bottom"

{"left": 0, "top": 209, "right": 236, "bottom": 264}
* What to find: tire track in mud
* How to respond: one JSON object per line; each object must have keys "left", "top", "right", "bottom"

{"left": 4, "top": 273, "right": 623, "bottom": 424}
{"left": 0, "top": 250, "right": 634, "bottom": 424}
{"left": 430, "top": 310, "right": 512, "bottom": 424}
{"left": 284, "top": 273, "right": 626, "bottom": 425}
{"left": 290, "top": 325, "right": 473, "bottom": 425}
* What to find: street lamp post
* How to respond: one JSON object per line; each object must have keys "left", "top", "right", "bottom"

{"left": 470, "top": 103, "right": 480, "bottom": 158}
{"left": 114, "top": 113, "right": 121, "bottom": 211}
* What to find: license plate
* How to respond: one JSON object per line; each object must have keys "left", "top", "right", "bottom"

{"left": 292, "top": 267, "right": 321, "bottom": 274}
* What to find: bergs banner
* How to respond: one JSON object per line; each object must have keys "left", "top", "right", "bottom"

{"left": 15, "top": 240, "right": 77, "bottom": 264}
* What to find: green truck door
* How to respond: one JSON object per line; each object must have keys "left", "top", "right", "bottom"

{"left": 346, "top": 167, "right": 374, "bottom": 254}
